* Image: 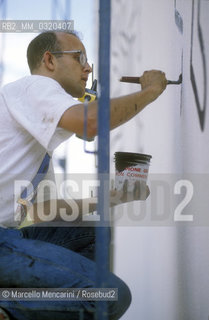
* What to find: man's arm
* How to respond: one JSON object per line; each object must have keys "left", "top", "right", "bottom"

{"left": 58, "top": 70, "right": 167, "bottom": 139}
{"left": 27, "top": 182, "right": 149, "bottom": 224}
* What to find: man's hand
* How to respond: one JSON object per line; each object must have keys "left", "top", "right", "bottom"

{"left": 110, "top": 180, "right": 150, "bottom": 207}
{"left": 140, "top": 70, "right": 167, "bottom": 96}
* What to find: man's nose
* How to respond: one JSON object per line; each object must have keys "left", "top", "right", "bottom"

{"left": 84, "top": 62, "right": 92, "bottom": 74}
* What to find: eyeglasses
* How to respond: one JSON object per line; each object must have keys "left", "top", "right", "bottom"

{"left": 50, "top": 50, "right": 88, "bottom": 67}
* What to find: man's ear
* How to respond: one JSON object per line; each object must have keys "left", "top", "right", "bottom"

{"left": 42, "top": 51, "right": 56, "bottom": 71}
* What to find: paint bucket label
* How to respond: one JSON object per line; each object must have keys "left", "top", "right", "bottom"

{"left": 114, "top": 152, "right": 152, "bottom": 192}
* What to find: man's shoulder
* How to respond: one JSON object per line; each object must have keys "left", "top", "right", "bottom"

{"left": 2, "top": 75, "right": 60, "bottom": 92}
{"left": 1, "top": 75, "right": 34, "bottom": 93}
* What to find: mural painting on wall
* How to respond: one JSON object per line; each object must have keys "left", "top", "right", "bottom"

{"left": 175, "top": 0, "right": 208, "bottom": 132}
{"left": 190, "top": 0, "right": 207, "bottom": 131}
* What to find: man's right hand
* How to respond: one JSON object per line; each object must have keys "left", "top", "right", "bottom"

{"left": 140, "top": 70, "right": 167, "bottom": 96}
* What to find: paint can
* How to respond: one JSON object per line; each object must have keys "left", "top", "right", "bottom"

{"left": 114, "top": 152, "right": 152, "bottom": 192}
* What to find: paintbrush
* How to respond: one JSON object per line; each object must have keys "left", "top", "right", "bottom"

{"left": 119, "top": 74, "right": 182, "bottom": 85}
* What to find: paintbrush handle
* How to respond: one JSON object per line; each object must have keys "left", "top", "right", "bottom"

{"left": 119, "top": 76, "right": 141, "bottom": 83}
{"left": 119, "top": 75, "right": 182, "bottom": 85}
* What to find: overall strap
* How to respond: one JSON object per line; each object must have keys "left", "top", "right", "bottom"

{"left": 18, "top": 153, "right": 51, "bottom": 206}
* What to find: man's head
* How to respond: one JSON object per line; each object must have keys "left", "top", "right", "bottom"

{"left": 27, "top": 31, "right": 92, "bottom": 97}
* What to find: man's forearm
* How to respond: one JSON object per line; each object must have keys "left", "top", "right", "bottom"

{"left": 29, "top": 196, "right": 120, "bottom": 223}
{"left": 27, "top": 185, "right": 149, "bottom": 224}
{"left": 58, "top": 70, "right": 167, "bottom": 139}
{"left": 109, "top": 86, "right": 162, "bottom": 130}
{"left": 29, "top": 198, "right": 98, "bottom": 223}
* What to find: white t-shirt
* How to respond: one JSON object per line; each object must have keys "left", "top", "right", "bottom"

{"left": 0, "top": 75, "right": 79, "bottom": 228}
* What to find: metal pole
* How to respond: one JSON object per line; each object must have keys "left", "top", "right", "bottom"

{"left": 96, "top": 0, "right": 111, "bottom": 319}
{"left": 0, "top": 0, "right": 6, "bottom": 86}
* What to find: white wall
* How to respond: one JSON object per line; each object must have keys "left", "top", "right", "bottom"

{"left": 110, "top": 0, "right": 209, "bottom": 319}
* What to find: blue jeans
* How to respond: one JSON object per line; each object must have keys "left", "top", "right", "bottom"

{"left": 0, "top": 225, "right": 131, "bottom": 320}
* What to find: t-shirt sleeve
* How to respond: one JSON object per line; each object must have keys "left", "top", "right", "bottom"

{"left": 4, "top": 76, "right": 79, "bottom": 150}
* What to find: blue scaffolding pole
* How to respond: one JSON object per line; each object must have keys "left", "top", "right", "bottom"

{"left": 96, "top": 0, "right": 111, "bottom": 319}
{"left": 0, "top": 0, "right": 7, "bottom": 86}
